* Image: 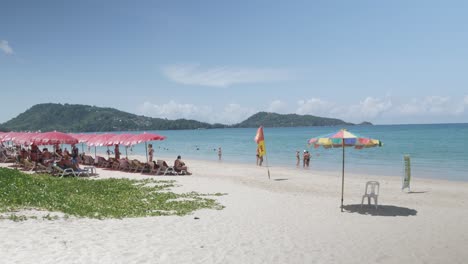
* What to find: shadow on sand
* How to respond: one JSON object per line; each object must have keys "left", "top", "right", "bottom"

{"left": 342, "top": 204, "right": 417, "bottom": 217}
{"left": 273, "top": 178, "right": 288, "bottom": 181}
{"left": 407, "top": 191, "right": 427, "bottom": 194}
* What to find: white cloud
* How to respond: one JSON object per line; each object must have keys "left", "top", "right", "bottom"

{"left": 138, "top": 101, "right": 255, "bottom": 124}
{"left": 398, "top": 96, "right": 463, "bottom": 116}
{"left": 348, "top": 97, "right": 392, "bottom": 119}
{"left": 267, "top": 100, "right": 288, "bottom": 113}
{"left": 296, "top": 97, "right": 392, "bottom": 122}
{"left": 162, "top": 64, "right": 294, "bottom": 87}
{"left": 296, "top": 98, "right": 337, "bottom": 116}
{"left": 0, "top": 40, "right": 14, "bottom": 55}
{"left": 138, "top": 95, "right": 467, "bottom": 125}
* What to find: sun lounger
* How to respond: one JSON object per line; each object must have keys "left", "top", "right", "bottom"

{"left": 117, "top": 159, "right": 131, "bottom": 171}
{"left": 96, "top": 156, "right": 112, "bottom": 168}
{"left": 22, "top": 159, "right": 36, "bottom": 171}
{"left": 0, "top": 152, "right": 15, "bottom": 163}
{"left": 35, "top": 163, "right": 54, "bottom": 174}
{"left": 156, "top": 160, "right": 176, "bottom": 175}
{"left": 143, "top": 162, "right": 160, "bottom": 175}
{"left": 52, "top": 164, "right": 90, "bottom": 177}
{"left": 81, "top": 155, "right": 95, "bottom": 165}
{"left": 131, "top": 160, "right": 147, "bottom": 173}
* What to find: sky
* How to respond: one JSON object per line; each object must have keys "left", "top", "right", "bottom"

{"left": 1, "top": 0, "right": 468, "bottom": 125}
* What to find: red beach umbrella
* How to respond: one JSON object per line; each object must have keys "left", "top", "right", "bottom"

{"left": 106, "top": 134, "right": 135, "bottom": 146}
{"left": 13, "top": 132, "right": 40, "bottom": 145}
{"left": 124, "top": 132, "right": 166, "bottom": 162}
{"left": 124, "top": 133, "right": 166, "bottom": 146}
{"left": 32, "top": 131, "right": 79, "bottom": 145}
{"left": 86, "top": 133, "right": 116, "bottom": 147}
{"left": 1, "top": 131, "right": 23, "bottom": 142}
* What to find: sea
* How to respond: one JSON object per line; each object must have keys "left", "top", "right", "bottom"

{"left": 88, "top": 124, "right": 468, "bottom": 181}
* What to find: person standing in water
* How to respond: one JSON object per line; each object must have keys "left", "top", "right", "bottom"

{"left": 218, "top": 147, "right": 222, "bottom": 160}
{"left": 296, "top": 150, "right": 300, "bottom": 166}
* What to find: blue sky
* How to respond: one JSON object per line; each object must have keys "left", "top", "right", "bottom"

{"left": 1, "top": 0, "right": 468, "bottom": 125}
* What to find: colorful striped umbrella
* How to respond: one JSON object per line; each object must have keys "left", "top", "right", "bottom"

{"left": 308, "top": 129, "right": 382, "bottom": 211}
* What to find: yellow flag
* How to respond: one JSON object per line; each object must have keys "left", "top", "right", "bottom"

{"left": 255, "top": 126, "right": 266, "bottom": 156}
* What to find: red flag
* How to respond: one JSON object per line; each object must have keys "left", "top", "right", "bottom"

{"left": 255, "top": 126, "right": 266, "bottom": 156}
{"left": 254, "top": 126, "right": 264, "bottom": 143}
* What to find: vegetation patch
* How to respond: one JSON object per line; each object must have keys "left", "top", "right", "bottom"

{"left": 0, "top": 168, "right": 224, "bottom": 220}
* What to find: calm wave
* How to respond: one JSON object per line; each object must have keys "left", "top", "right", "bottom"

{"left": 88, "top": 124, "right": 468, "bottom": 181}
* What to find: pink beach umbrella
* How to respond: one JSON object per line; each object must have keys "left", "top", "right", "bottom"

{"left": 123, "top": 132, "right": 166, "bottom": 162}
{"left": 85, "top": 133, "right": 116, "bottom": 160}
{"left": 106, "top": 134, "right": 135, "bottom": 158}
{"left": 31, "top": 131, "right": 79, "bottom": 145}
{"left": 13, "top": 132, "right": 40, "bottom": 145}
{"left": 1, "top": 132, "right": 23, "bottom": 142}
{"left": 70, "top": 133, "right": 98, "bottom": 152}
{"left": 86, "top": 134, "right": 116, "bottom": 147}
{"left": 0, "top": 132, "right": 6, "bottom": 141}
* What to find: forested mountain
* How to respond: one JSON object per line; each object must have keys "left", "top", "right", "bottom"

{"left": 0, "top": 104, "right": 370, "bottom": 132}
{"left": 0, "top": 103, "right": 223, "bottom": 132}
{"left": 232, "top": 112, "right": 353, "bottom": 128}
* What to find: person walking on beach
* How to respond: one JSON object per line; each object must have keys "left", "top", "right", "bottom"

{"left": 303, "top": 150, "right": 311, "bottom": 168}
{"left": 218, "top": 147, "right": 222, "bottom": 160}
{"left": 256, "top": 146, "right": 264, "bottom": 166}
{"left": 148, "top": 144, "right": 154, "bottom": 162}
{"left": 296, "top": 150, "right": 300, "bottom": 166}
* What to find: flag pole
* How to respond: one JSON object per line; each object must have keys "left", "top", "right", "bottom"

{"left": 255, "top": 126, "right": 270, "bottom": 179}
{"left": 341, "top": 138, "right": 345, "bottom": 212}
{"left": 264, "top": 152, "right": 271, "bottom": 180}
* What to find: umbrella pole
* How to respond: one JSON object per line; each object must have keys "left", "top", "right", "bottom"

{"left": 341, "top": 140, "right": 345, "bottom": 212}
{"left": 125, "top": 146, "right": 128, "bottom": 158}
{"left": 145, "top": 142, "right": 148, "bottom": 163}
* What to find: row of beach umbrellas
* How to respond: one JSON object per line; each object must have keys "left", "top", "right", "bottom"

{"left": 0, "top": 131, "right": 165, "bottom": 147}
{"left": 0, "top": 131, "right": 166, "bottom": 162}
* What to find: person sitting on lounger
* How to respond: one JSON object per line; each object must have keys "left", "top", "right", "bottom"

{"left": 174, "top": 155, "right": 191, "bottom": 175}
{"left": 57, "top": 156, "right": 80, "bottom": 171}
{"left": 41, "top": 148, "right": 54, "bottom": 165}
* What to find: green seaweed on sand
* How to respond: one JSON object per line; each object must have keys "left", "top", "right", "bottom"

{"left": 0, "top": 168, "right": 224, "bottom": 220}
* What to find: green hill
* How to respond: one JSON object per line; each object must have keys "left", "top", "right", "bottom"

{"left": 232, "top": 112, "right": 353, "bottom": 128}
{"left": 0, "top": 103, "right": 221, "bottom": 132}
{"left": 0, "top": 104, "right": 369, "bottom": 132}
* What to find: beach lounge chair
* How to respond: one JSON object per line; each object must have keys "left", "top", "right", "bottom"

{"left": 22, "top": 159, "right": 36, "bottom": 171}
{"left": 0, "top": 151, "right": 15, "bottom": 163}
{"left": 144, "top": 162, "right": 160, "bottom": 175}
{"left": 96, "top": 156, "right": 112, "bottom": 168}
{"left": 361, "top": 181, "right": 379, "bottom": 209}
{"left": 156, "top": 160, "right": 176, "bottom": 175}
{"left": 35, "top": 163, "right": 54, "bottom": 174}
{"left": 82, "top": 155, "right": 95, "bottom": 165}
{"left": 131, "top": 160, "right": 147, "bottom": 173}
{"left": 52, "top": 164, "right": 90, "bottom": 177}
{"left": 116, "top": 159, "right": 131, "bottom": 171}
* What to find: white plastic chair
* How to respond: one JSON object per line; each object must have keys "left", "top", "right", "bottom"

{"left": 361, "top": 181, "right": 379, "bottom": 209}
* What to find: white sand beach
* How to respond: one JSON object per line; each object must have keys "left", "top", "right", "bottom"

{"left": 1, "top": 157, "right": 468, "bottom": 264}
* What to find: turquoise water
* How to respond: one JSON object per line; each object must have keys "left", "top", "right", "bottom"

{"left": 91, "top": 124, "right": 468, "bottom": 181}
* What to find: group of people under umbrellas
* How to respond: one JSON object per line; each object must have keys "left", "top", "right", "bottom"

{"left": 0, "top": 131, "right": 191, "bottom": 175}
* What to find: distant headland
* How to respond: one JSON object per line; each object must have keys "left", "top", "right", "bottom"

{"left": 0, "top": 103, "right": 372, "bottom": 132}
